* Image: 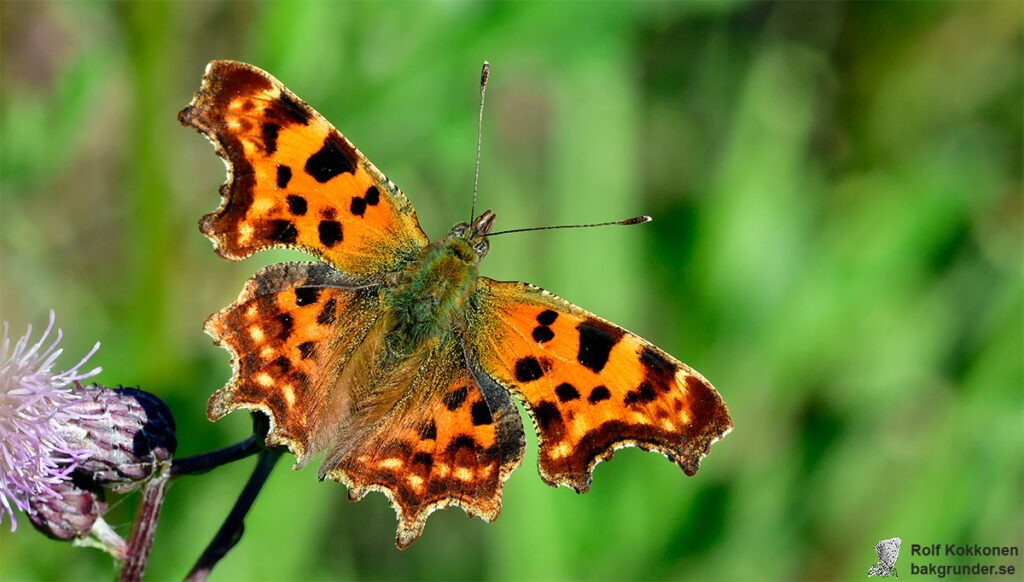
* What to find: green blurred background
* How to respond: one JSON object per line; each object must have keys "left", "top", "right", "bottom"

{"left": 1, "top": 1, "right": 1021, "bottom": 580}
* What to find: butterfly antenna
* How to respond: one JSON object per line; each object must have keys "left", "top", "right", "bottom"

{"left": 470, "top": 61, "right": 489, "bottom": 224}
{"left": 487, "top": 215, "right": 652, "bottom": 237}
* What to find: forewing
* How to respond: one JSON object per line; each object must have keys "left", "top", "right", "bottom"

{"left": 180, "top": 60, "right": 429, "bottom": 277}
{"left": 467, "top": 278, "right": 732, "bottom": 492}
{"left": 205, "top": 261, "right": 383, "bottom": 463}
{"left": 320, "top": 334, "right": 525, "bottom": 549}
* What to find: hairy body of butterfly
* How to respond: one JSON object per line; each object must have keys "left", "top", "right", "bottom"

{"left": 386, "top": 213, "right": 492, "bottom": 355}
{"left": 181, "top": 60, "right": 732, "bottom": 549}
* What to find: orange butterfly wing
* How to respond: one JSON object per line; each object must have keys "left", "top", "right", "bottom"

{"left": 179, "top": 61, "right": 428, "bottom": 277}
{"left": 204, "top": 262, "right": 385, "bottom": 464}
{"left": 320, "top": 335, "right": 524, "bottom": 549}
{"left": 467, "top": 278, "right": 732, "bottom": 492}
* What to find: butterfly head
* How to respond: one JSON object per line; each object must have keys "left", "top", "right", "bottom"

{"left": 444, "top": 210, "right": 495, "bottom": 263}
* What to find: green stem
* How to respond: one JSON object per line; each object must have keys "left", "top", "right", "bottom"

{"left": 75, "top": 517, "right": 127, "bottom": 560}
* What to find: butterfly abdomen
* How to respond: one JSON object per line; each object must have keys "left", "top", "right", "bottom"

{"left": 386, "top": 238, "right": 478, "bottom": 354}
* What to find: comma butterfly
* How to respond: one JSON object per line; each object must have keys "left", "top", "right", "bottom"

{"left": 179, "top": 61, "right": 732, "bottom": 549}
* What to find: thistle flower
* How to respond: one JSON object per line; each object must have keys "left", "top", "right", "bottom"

{"left": 0, "top": 311, "right": 101, "bottom": 531}
{"left": 24, "top": 382, "right": 178, "bottom": 543}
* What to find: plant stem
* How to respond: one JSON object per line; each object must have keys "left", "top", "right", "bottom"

{"left": 171, "top": 436, "right": 261, "bottom": 477}
{"left": 118, "top": 467, "right": 171, "bottom": 582}
{"left": 184, "top": 448, "right": 283, "bottom": 582}
{"left": 79, "top": 517, "right": 127, "bottom": 560}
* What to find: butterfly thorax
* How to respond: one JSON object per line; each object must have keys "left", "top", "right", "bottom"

{"left": 384, "top": 211, "right": 495, "bottom": 355}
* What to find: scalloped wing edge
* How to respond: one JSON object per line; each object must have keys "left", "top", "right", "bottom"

{"left": 204, "top": 261, "right": 374, "bottom": 465}
{"left": 323, "top": 447, "right": 522, "bottom": 550}
{"left": 179, "top": 60, "right": 427, "bottom": 269}
{"left": 521, "top": 379, "right": 733, "bottom": 493}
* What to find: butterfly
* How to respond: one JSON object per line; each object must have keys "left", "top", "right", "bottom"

{"left": 868, "top": 537, "right": 901, "bottom": 577}
{"left": 179, "top": 60, "right": 732, "bottom": 549}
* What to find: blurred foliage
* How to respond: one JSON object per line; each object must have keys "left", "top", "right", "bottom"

{"left": 1, "top": 1, "right": 1021, "bottom": 581}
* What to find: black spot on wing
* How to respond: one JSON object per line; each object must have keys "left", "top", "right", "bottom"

{"left": 555, "top": 383, "right": 580, "bottom": 402}
{"left": 418, "top": 420, "right": 437, "bottom": 441}
{"left": 276, "top": 313, "right": 293, "bottom": 340}
{"left": 588, "top": 385, "right": 611, "bottom": 403}
{"left": 276, "top": 165, "right": 292, "bottom": 188}
{"left": 271, "top": 355, "right": 292, "bottom": 374}
{"left": 449, "top": 435, "right": 476, "bottom": 452}
{"left": 532, "top": 326, "right": 554, "bottom": 344}
{"left": 364, "top": 186, "right": 380, "bottom": 205}
{"left": 318, "top": 220, "right": 343, "bottom": 247}
{"left": 305, "top": 137, "right": 355, "bottom": 183}
{"left": 514, "top": 357, "right": 544, "bottom": 382}
{"left": 317, "top": 298, "right": 337, "bottom": 325}
{"left": 443, "top": 386, "right": 468, "bottom": 411}
{"left": 536, "top": 310, "right": 558, "bottom": 325}
{"left": 471, "top": 401, "right": 493, "bottom": 425}
{"left": 576, "top": 319, "right": 624, "bottom": 373}
{"left": 275, "top": 92, "right": 312, "bottom": 125}
{"left": 297, "top": 341, "right": 316, "bottom": 359}
{"left": 624, "top": 381, "right": 658, "bottom": 406}
{"left": 533, "top": 400, "right": 562, "bottom": 432}
{"left": 261, "top": 122, "right": 280, "bottom": 155}
{"left": 267, "top": 220, "right": 298, "bottom": 244}
{"left": 286, "top": 195, "right": 307, "bottom": 216}
{"left": 350, "top": 196, "right": 367, "bottom": 216}
{"left": 640, "top": 346, "right": 679, "bottom": 391}
{"left": 294, "top": 286, "right": 319, "bottom": 306}
{"left": 412, "top": 452, "right": 433, "bottom": 471}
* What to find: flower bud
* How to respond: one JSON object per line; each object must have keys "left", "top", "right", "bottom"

{"left": 59, "top": 386, "right": 177, "bottom": 492}
{"left": 27, "top": 476, "right": 105, "bottom": 541}
{"left": 0, "top": 311, "right": 100, "bottom": 532}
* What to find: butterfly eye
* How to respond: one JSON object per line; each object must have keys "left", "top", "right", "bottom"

{"left": 475, "top": 240, "right": 489, "bottom": 254}
{"left": 453, "top": 225, "right": 467, "bottom": 237}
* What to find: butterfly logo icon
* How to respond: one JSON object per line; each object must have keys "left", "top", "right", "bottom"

{"left": 868, "top": 537, "right": 901, "bottom": 577}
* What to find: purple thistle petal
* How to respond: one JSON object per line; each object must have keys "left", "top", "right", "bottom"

{"left": 0, "top": 311, "right": 100, "bottom": 532}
